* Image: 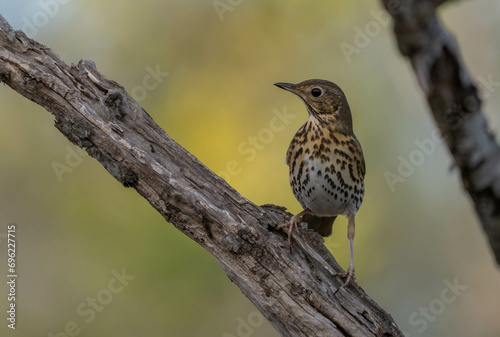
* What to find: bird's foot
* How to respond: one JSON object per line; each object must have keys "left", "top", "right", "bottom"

{"left": 337, "top": 265, "right": 360, "bottom": 289}
{"left": 276, "top": 213, "right": 302, "bottom": 245}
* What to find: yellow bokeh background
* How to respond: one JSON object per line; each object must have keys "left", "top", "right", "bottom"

{"left": 1, "top": 1, "right": 500, "bottom": 336}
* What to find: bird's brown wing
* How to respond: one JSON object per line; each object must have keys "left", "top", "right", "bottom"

{"left": 303, "top": 213, "right": 337, "bottom": 237}
{"left": 353, "top": 136, "right": 366, "bottom": 180}
{"left": 285, "top": 122, "right": 308, "bottom": 167}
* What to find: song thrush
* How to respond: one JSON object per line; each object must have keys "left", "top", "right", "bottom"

{"left": 274, "top": 79, "right": 366, "bottom": 288}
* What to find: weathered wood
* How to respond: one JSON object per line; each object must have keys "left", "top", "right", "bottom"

{"left": 0, "top": 14, "right": 403, "bottom": 337}
{"left": 381, "top": 0, "right": 500, "bottom": 265}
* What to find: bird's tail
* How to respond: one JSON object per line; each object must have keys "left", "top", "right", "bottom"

{"left": 302, "top": 214, "right": 336, "bottom": 237}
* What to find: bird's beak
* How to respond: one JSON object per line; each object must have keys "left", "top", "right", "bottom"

{"left": 274, "top": 82, "right": 300, "bottom": 95}
{"left": 275, "top": 82, "right": 316, "bottom": 116}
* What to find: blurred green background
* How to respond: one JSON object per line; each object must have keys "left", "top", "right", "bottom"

{"left": 1, "top": 0, "right": 499, "bottom": 336}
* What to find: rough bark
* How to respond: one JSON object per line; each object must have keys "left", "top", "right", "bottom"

{"left": 381, "top": 0, "right": 500, "bottom": 264}
{"left": 0, "top": 14, "right": 403, "bottom": 337}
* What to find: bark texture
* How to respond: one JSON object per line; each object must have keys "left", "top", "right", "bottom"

{"left": 0, "top": 14, "right": 403, "bottom": 337}
{"left": 381, "top": 0, "right": 500, "bottom": 264}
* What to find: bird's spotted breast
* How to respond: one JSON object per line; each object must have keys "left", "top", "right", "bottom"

{"left": 287, "top": 118, "right": 365, "bottom": 217}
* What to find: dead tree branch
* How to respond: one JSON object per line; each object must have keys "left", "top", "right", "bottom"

{"left": 381, "top": 0, "right": 500, "bottom": 264}
{"left": 0, "top": 14, "right": 403, "bottom": 337}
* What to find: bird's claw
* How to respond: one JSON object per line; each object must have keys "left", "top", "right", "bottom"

{"left": 337, "top": 265, "right": 360, "bottom": 289}
{"left": 276, "top": 215, "right": 302, "bottom": 245}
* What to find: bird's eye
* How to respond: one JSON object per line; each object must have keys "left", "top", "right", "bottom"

{"left": 311, "top": 88, "right": 322, "bottom": 97}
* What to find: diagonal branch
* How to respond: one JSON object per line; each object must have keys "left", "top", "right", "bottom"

{"left": 381, "top": 0, "right": 500, "bottom": 265}
{"left": 0, "top": 14, "right": 403, "bottom": 337}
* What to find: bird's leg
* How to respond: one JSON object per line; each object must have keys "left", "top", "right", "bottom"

{"left": 276, "top": 208, "right": 310, "bottom": 245}
{"left": 338, "top": 214, "right": 360, "bottom": 289}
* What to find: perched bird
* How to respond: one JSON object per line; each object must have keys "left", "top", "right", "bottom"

{"left": 274, "top": 79, "right": 366, "bottom": 288}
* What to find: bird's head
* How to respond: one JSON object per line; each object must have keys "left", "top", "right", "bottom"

{"left": 274, "top": 79, "right": 353, "bottom": 134}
